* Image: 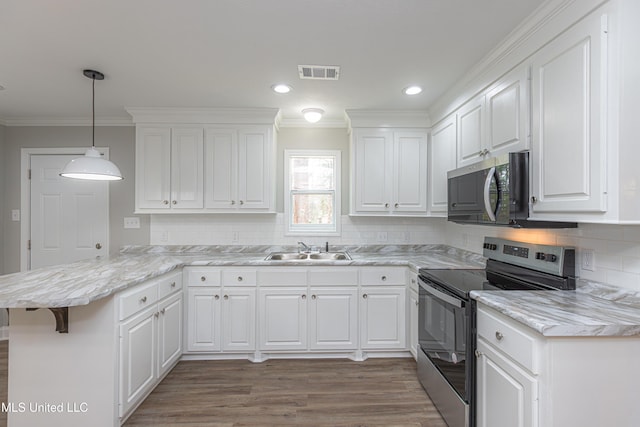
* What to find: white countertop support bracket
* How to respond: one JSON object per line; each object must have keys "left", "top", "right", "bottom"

{"left": 25, "top": 307, "right": 69, "bottom": 333}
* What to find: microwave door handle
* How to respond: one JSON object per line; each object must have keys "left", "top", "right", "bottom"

{"left": 483, "top": 166, "right": 497, "bottom": 222}
{"left": 419, "top": 280, "right": 463, "bottom": 308}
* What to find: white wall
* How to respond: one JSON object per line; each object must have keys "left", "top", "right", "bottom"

{"left": 2, "top": 126, "right": 150, "bottom": 273}
{"left": 0, "top": 124, "right": 5, "bottom": 276}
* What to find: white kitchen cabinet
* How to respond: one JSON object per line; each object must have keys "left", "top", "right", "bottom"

{"left": 360, "top": 286, "right": 406, "bottom": 349}
{"left": 205, "top": 125, "right": 274, "bottom": 211}
{"left": 428, "top": 114, "right": 457, "bottom": 215}
{"left": 529, "top": 9, "right": 607, "bottom": 215}
{"left": 457, "top": 95, "right": 486, "bottom": 167}
{"left": 258, "top": 287, "right": 308, "bottom": 351}
{"left": 135, "top": 126, "right": 204, "bottom": 212}
{"left": 186, "top": 287, "right": 222, "bottom": 352}
{"left": 408, "top": 271, "right": 419, "bottom": 359}
{"left": 308, "top": 286, "right": 358, "bottom": 350}
{"left": 118, "top": 270, "right": 183, "bottom": 419}
{"left": 351, "top": 128, "right": 428, "bottom": 215}
{"left": 221, "top": 288, "right": 256, "bottom": 351}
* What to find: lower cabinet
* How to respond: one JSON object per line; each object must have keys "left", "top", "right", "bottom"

{"left": 360, "top": 286, "right": 406, "bottom": 349}
{"left": 308, "top": 287, "right": 358, "bottom": 350}
{"left": 408, "top": 272, "right": 419, "bottom": 359}
{"left": 258, "top": 287, "right": 308, "bottom": 350}
{"left": 118, "top": 271, "right": 183, "bottom": 420}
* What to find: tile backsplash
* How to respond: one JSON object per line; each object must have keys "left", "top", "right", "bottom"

{"left": 150, "top": 215, "right": 640, "bottom": 291}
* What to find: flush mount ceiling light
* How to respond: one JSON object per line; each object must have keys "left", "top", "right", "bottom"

{"left": 403, "top": 85, "right": 423, "bottom": 95}
{"left": 60, "top": 70, "right": 123, "bottom": 181}
{"left": 271, "top": 84, "right": 292, "bottom": 94}
{"left": 302, "top": 108, "right": 324, "bottom": 123}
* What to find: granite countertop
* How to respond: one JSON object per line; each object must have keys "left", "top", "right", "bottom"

{"left": 471, "top": 280, "right": 640, "bottom": 337}
{"left": 0, "top": 244, "right": 485, "bottom": 309}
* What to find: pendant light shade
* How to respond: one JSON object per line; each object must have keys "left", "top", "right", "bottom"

{"left": 60, "top": 70, "right": 123, "bottom": 181}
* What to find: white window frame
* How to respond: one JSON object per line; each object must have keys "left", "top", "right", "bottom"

{"left": 284, "top": 149, "right": 341, "bottom": 237}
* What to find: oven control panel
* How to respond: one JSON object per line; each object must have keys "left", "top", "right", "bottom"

{"left": 482, "top": 237, "right": 575, "bottom": 277}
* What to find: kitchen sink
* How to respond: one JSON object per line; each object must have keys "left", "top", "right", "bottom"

{"left": 265, "top": 251, "right": 352, "bottom": 261}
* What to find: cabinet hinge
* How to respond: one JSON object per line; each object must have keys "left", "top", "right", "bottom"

{"left": 601, "top": 14, "right": 608, "bottom": 34}
{"left": 27, "top": 240, "right": 31, "bottom": 250}
{"left": 28, "top": 169, "right": 31, "bottom": 180}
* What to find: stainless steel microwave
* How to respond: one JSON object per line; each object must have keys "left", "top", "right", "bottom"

{"left": 447, "top": 152, "right": 576, "bottom": 228}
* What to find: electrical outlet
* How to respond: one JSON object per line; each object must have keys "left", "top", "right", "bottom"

{"left": 159, "top": 231, "right": 169, "bottom": 243}
{"left": 582, "top": 249, "right": 595, "bottom": 272}
{"left": 377, "top": 232, "right": 388, "bottom": 242}
{"left": 11, "top": 209, "right": 20, "bottom": 222}
{"left": 232, "top": 231, "right": 239, "bottom": 243}
{"left": 123, "top": 217, "right": 140, "bottom": 229}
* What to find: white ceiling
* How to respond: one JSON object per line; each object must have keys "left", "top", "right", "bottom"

{"left": 0, "top": 0, "right": 544, "bottom": 126}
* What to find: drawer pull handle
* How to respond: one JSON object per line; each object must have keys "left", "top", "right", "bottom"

{"left": 160, "top": 308, "right": 165, "bottom": 315}
{"left": 495, "top": 331, "right": 504, "bottom": 341}
{"left": 201, "top": 276, "right": 206, "bottom": 282}
{"left": 224, "top": 295, "right": 229, "bottom": 300}
{"left": 363, "top": 294, "right": 368, "bottom": 299}
{"left": 140, "top": 296, "right": 147, "bottom": 303}
{"left": 394, "top": 203, "right": 399, "bottom": 208}
{"left": 301, "top": 294, "right": 307, "bottom": 300}
{"left": 170, "top": 282, "right": 176, "bottom": 288}
{"left": 172, "top": 200, "right": 177, "bottom": 205}
{"left": 237, "top": 276, "right": 243, "bottom": 282}
{"left": 381, "top": 275, "right": 387, "bottom": 281}
{"left": 163, "top": 200, "right": 169, "bottom": 205}
{"left": 312, "top": 295, "right": 317, "bottom": 300}
{"left": 215, "top": 295, "right": 220, "bottom": 300}
{"left": 411, "top": 279, "right": 416, "bottom": 284}
{"left": 154, "top": 312, "right": 159, "bottom": 318}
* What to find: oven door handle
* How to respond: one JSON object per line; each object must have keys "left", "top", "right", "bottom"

{"left": 419, "top": 279, "right": 463, "bottom": 308}
{"left": 483, "top": 166, "right": 497, "bottom": 222}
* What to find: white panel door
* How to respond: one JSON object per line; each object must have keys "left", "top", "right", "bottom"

{"left": 238, "top": 127, "right": 271, "bottom": 209}
{"left": 353, "top": 129, "right": 393, "bottom": 212}
{"left": 409, "top": 289, "right": 419, "bottom": 359}
{"left": 360, "top": 286, "right": 406, "bottom": 349}
{"left": 429, "top": 115, "right": 457, "bottom": 214}
{"left": 531, "top": 11, "right": 607, "bottom": 213}
{"left": 186, "top": 288, "right": 221, "bottom": 352}
{"left": 135, "top": 127, "right": 171, "bottom": 209}
{"left": 205, "top": 128, "right": 238, "bottom": 209}
{"left": 258, "top": 287, "right": 307, "bottom": 351}
{"left": 221, "top": 288, "right": 256, "bottom": 351}
{"left": 30, "top": 154, "right": 108, "bottom": 269}
{"left": 486, "top": 64, "right": 530, "bottom": 156}
{"left": 457, "top": 96, "right": 486, "bottom": 167}
{"left": 170, "top": 127, "right": 204, "bottom": 209}
{"left": 157, "top": 293, "right": 182, "bottom": 377}
{"left": 308, "top": 287, "right": 358, "bottom": 350}
{"left": 392, "top": 132, "right": 428, "bottom": 213}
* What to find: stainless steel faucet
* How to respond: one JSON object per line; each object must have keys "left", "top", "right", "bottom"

{"left": 298, "top": 241, "right": 311, "bottom": 253}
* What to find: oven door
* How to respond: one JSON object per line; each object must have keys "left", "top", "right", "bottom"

{"left": 418, "top": 276, "right": 470, "bottom": 401}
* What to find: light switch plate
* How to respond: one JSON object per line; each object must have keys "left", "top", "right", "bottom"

{"left": 582, "top": 249, "right": 595, "bottom": 272}
{"left": 11, "top": 209, "right": 20, "bottom": 221}
{"left": 124, "top": 217, "right": 140, "bottom": 229}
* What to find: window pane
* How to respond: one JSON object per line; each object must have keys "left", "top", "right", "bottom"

{"left": 291, "top": 193, "right": 334, "bottom": 225}
{"left": 290, "top": 156, "right": 335, "bottom": 190}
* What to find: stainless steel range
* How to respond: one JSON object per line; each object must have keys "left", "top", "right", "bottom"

{"left": 417, "top": 237, "right": 576, "bottom": 427}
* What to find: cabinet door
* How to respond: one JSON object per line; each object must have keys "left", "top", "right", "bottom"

{"left": 157, "top": 293, "right": 182, "bottom": 377}
{"left": 409, "top": 289, "right": 419, "bottom": 359}
{"left": 238, "top": 127, "right": 272, "bottom": 210}
{"left": 119, "top": 305, "right": 157, "bottom": 417}
{"left": 135, "top": 127, "right": 171, "bottom": 209}
{"left": 308, "top": 287, "right": 358, "bottom": 350}
{"left": 360, "top": 286, "right": 406, "bottom": 349}
{"left": 221, "top": 288, "right": 256, "bottom": 351}
{"left": 530, "top": 11, "right": 607, "bottom": 213}
{"left": 170, "top": 128, "right": 204, "bottom": 209}
{"left": 353, "top": 129, "right": 393, "bottom": 212}
{"left": 258, "top": 287, "right": 307, "bottom": 351}
{"left": 392, "top": 132, "right": 428, "bottom": 213}
{"left": 204, "top": 128, "right": 238, "bottom": 209}
{"left": 457, "top": 95, "right": 486, "bottom": 167}
{"left": 476, "top": 338, "right": 538, "bottom": 427}
{"left": 186, "top": 288, "right": 221, "bottom": 352}
{"left": 429, "top": 115, "right": 457, "bottom": 214}
{"left": 486, "top": 65, "right": 530, "bottom": 157}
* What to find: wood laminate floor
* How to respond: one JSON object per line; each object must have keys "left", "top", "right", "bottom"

{"left": 125, "top": 357, "right": 447, "bottom": 427}
{"left": 0, "top": 341, "right": 446, "bottom": 426}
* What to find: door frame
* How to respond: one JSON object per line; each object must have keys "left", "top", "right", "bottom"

{"left": 20, "top": 147, "right": 111, "bottom": 271}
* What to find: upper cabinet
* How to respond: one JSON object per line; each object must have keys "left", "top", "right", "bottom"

{"left": 429, "top": 114, "right": 457, "bottom": 215}
{"left": 129, "top": 108, "right": 278, "bottom": 214}
{"left": 350, "top": 127, "right": 428, "bottom": 216}
{"left": 457, "top": 64, "right": 530, "bottom": 168}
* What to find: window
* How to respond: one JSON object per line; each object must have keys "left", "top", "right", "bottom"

{"left": 284, "top": 150, "right": 341, "bottom": 236}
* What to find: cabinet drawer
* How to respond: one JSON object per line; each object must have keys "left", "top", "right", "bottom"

{"left": 119, "top": 281, "right": 158, "bottom": 320}
{"left": 158, "top": 271, "right": 183, "bottom": 300}
{"left": 185, "top": 267, "right": 221, "bottom": 286}
{"left": 408, "top": 271, "right": 418, "bottom": 292}
{"left": 360, "top": 267, "right": 406, "bottom": 285}
{"left": 308, "top": 268, "right": 358, "bottom": 286}
{"left": 222, "top": 269, "right": 257, "bottom": 285}
{"left": 258, "top": 268, "right": 307, "bottom": 285}
{"left": 477, "top": 306, "right": 540, "bottom": 374}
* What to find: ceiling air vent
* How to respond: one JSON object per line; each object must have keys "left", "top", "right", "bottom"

{"left": 298, "top": 65, "right": 340, "bottom": 80}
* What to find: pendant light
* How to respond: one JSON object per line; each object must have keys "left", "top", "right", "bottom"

{"left": 60, "top": 70, "right": 123, "bottom": 181}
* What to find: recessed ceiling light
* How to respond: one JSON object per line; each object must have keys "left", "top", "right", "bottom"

{"left": 302, "top": 108, "right": 324, "bottom": 123}
{"left": 0, "top": 85, "right": 5, "bottom": 91}
{"left": 403, "top": 86, "right": 423, "bottom": 95}
{"left": 272, "top": 84, "right": 292, "bottom": 94}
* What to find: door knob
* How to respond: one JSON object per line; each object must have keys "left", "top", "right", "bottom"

{"left": 95, "top": 243, "right": 102, "bottom": 250}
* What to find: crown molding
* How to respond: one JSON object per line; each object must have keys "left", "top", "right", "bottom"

{"left": 125, "top": 107, "right": 280, "bottom": 125}
{"left": 277, "top": 116, "right": 348, "bottom": 129}
{"left": 0, "top": 117, "right": 134, "bottom": 126}
{"left": 345, "top": 109, "right": 430, "bottom": 129}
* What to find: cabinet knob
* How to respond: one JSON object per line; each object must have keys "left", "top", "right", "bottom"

{"left": 95, "top": 243, "right": 102, "bottom": 250}
{"left": 201, "top": 276, "right": 206, "bottom": 282}
{"left": 224, "top": 295, "right": 229, "bottom": 300}
{"left": 415, "top": 300, "right": 419, "bottom": 306}
{"left": 172, "top": 200, "right": 177, "bottom": 205}
{"left": 475, "top": 349, "right": 482, "bottom": 358}
{"left": 411, "top": 279, "right": 416, "bottom": 284}
{"left": 170, "top": 282, "right": 176, "bottom": 288}
{"left": 239, "top": 200, "right": 244, "bottom": 205}
{"left": 385, "top": 203, "right": 390, "bottom": 208}
{"left": 301, "top": 294, "right": 307, "bottom": 300}
{"left": 237, "top": 276, "right": 243, "bottom": 282}
{"left": 381, "top": 275, "right": 387, "bottom": 281}
{"left": 495, "top": 331, "right": 504, "bottom": 341}
{"left": 531, "top": 196, "right": 538, "bottom": 204}
{"left": 154, "top": 312, "right": 159, "bottom": 318}
{"left": 231, "top": 200, "right": 236, "bottom": 205}
{"left": 140, "top": 296, "right": 147, "bottom": 303}
{"left": 311, "top": 295, "right": 317, "bottom": 300}
{"left": 363, "top": 294, "right": 368, "bottom": 299}
{"left": 163, "top": 200, "right": 169, "bottom": 205}
{"left": 394, "top": 203, "right": 399, "bottom": 208}
{"left": 160, "top": 308, "right": 165, "bottom": 315}
{"left": 215, "top": 295, "right": 220, "bottom": 300}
